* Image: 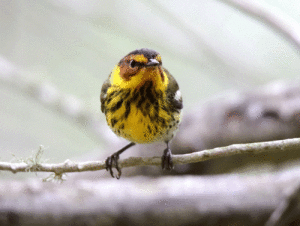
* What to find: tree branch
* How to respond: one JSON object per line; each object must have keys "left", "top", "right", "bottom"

{"left": 1, "top": 138, "right": 300, "bottom": 175}
{"left": 2, "top": 167, "right": 300, "bottom": 225}
{"left": 219, "top": 0, "right": 300, "bottom": 52}
{"left": 266, "top": 183, "right": 300, "bottom": 226}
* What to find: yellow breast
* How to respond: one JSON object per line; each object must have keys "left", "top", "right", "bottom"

{"left": 104, "top": 59, "right": 181, "bottom": 143}
{"left": 104, "top": 81, "right": 180, "bottom": 143}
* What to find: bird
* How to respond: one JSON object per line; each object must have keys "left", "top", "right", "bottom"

{"left": 100, "top": 48, "right": 183, "bottom": 179}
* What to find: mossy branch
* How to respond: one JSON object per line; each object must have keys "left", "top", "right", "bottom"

{"left": 1, "top": 138, "right": 300, "bottom": 175}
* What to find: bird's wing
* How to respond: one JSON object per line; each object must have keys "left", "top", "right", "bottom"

{"left": 164, "top": 68, "right": 183, "bottom": 111}
{"left": 100, "top": 74, "right": 112, "bottom": 113}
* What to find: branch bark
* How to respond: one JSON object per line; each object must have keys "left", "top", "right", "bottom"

{"left": 1, "top": 167, "right": 300, "bottom": 226}
{"left": 1, "top": 138, "right": 300, "bottom": 175}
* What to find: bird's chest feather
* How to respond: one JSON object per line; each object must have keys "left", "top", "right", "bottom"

{"left": 104, "top": 81, "right": 177, "bottom": 143}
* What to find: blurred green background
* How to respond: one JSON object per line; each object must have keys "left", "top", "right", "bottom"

{"left": 1, "top": 0, "right": 300, "bottom": 178}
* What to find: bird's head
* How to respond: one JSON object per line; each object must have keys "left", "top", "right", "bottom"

{"left": 110, "top": 48, "right": 168, "bottom": 90}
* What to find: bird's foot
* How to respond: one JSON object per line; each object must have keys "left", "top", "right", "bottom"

{"left": 162, "top": 148, "right": 174, "bottom": 170}
{"left": 105, "top": 153, "right": 121, "bottom": 179}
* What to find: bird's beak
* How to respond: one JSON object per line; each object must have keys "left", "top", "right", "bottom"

{"left": 146, "top": 59, "right": 160, "bottom": 67}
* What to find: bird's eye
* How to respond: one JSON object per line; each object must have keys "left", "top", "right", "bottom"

{"left": 129, "top": 60, "right": 137, "bottom": 68}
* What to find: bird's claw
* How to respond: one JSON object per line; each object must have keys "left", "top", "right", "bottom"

{"left": 105, "top": 153, "right": 121, "bottom": 179}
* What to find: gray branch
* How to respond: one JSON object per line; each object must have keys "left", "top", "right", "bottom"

{"left": 1, "top": 138, "right": 300, "bottom": 175}
{"left": 219, "top": 0, "right": 300, "bottom": 52}
{"left": 1, "top": 167, "right": 300, "bottom": 226}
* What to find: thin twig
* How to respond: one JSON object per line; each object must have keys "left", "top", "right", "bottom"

{"left": 219, "top": 0, "right": 300, "bottom": 53}
{"left": 1, "top": 138, "right": 300, "bottom": 175}
{"left": 265, "top": 183, "right": 300, "bottom": 226}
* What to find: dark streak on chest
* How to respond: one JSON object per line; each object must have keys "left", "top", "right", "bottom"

{"left": 105, "top": 81, "right": 171, "bottom": 128}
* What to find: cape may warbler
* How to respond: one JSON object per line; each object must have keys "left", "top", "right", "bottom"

{"left": 101, "top": 48, "right": 183, "bottom": 178}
